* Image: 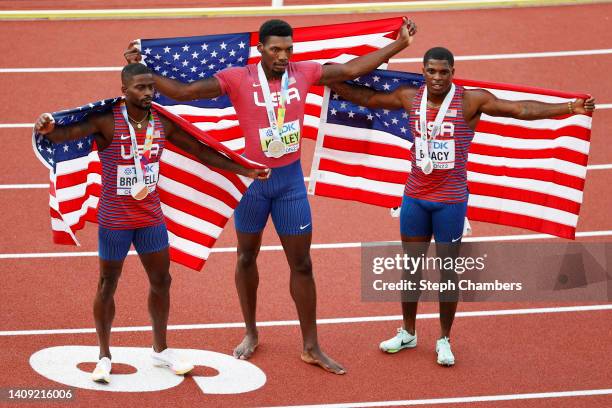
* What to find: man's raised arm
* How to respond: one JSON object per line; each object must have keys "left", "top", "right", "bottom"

{"left": 470, "top": 89, "right": 596, "bottom": 120}
{"left": 124, "top": 41, "right": 223, "bottom": 101}
{"left": 35, "top": 112, "right": 112, "bottom": 148}
{"left": 317, "top": 17, "right": 417, "bottom": 86}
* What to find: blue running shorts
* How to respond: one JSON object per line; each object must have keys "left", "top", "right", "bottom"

{"left": 399, "top": 196, "right": 467, "bottom": 243}
{"left": 98, "top": 223, "right": 169, "bottom": 261}
{"left": 234, "top": 160, "right": 312, "bottom": 235}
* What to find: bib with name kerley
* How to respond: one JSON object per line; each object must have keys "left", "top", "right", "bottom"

{"left": 258, "top": 119, "right": 301, "bottom": 156}
{"left": 257, "top": 62, "right": 300, "bottom": 158}
{"left": 416, "top": 84, "right": 456, "bottom": 174}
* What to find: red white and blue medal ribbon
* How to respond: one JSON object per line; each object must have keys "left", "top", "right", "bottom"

{"left": 257, "top": 62, "right": 289, "bottom": 158}
{"left": 120, "top": 102, "right": 155, "bottom": 200}
{"left": 418, "top": 83, "right": 455, "bottom": 175}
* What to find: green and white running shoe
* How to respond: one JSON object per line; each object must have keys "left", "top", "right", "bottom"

{"left": 379, "top": 328, "right": 417, "bottom": 353}
{"left": 436, "top": 337, "right": 455, "bottom": 366}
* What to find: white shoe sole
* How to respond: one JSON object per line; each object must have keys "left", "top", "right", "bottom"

{"left": 152, "top": 360, "right": 194, "bottom": 375}
{"left": 91, "top": 372, "right": 110, "bottom": 383}
{"left": 380, "top": 340, "right": 417, "bottom": 353}
{"left": 437, "top": 358, "right": 455, "bottom": 366}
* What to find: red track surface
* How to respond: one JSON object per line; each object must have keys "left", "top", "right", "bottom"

{"left": 0, "top": 0, "right": 433, "bottom": 10}
{"left": 1, "top": 3, "right": 611, "bottom": 407}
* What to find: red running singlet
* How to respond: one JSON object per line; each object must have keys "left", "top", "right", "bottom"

{"left": 97, "top": 105, "right": 166, "bottom": 229}
{"left": 404, "top": 85, "right": 474, "bottom": 203}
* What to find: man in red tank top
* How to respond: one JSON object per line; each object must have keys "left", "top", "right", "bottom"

{"left": 124, "top": 18, "right": 417, "bottom": 374}
{"left": 331, "top": 47, "right": 595, "bottom": 366}
{"left": 34, "top": 63, "right": 269, "bottom": 384}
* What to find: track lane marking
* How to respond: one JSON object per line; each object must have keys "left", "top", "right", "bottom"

{"left": 1, "top": 304, "right": 611, "bottom": 336}
{"left": 1, "top": 49, "right": 611, "bottom": 73}
{"left": 1, "top": 230, "right": 611, "bottom": 260}
{"left": 0, "top": 1, "right": 604, "bottom": 20}
{"left": 265, "top": 388, "right": 612, "bottom": 408}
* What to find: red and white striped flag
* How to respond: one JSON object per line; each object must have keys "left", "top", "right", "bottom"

{"left": 33, "top": 99, "right": 264, "bottom": 271}
{"left": 308, "top": 70, "right": 592, "bottom": 239}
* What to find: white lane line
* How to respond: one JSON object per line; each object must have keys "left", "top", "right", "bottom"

{"left": 392, "top": 48, "right": 612, "bottom": 63}
{"left": 0, "top": 184, "right": 49, "bottom": 189}
{"left": 1, "top": 304, "right": 611, "bottom": 337}
{"left": 1, "top": 230, "right": 611, "bottom": 260}
{"left": 267, "top": 388, "right": 612, "bottom": 408}
{"left": 2, "top": 161, "right": 612, "bottom": 191}
{"left": 587, "top": 164, "right": 612, "bottom": 170}
{"left": 0, "top": 67, "right": 121, "bottom": 73}
{"left": 0, "top": 124, "right": 33, "bottom": 128}
{"left": 0, "top": 1, "right": 602, "bottom": 20}
{"left": 1, "top": 49, "right": 611, "bottom": 73}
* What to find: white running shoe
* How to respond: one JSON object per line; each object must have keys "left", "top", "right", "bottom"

{"left": 151, "top": 348, "right": 194, "bottom": 375}
{"left": 91, "top": 357, "right": 111, "bottom": 383}
{"left": 436, "top": 337, "right": 455, "bottom": 366}
{"left": 379, "top": 328, "right": 417, "bottom": 353}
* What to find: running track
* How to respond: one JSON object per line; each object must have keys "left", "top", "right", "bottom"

{"left": 0, "top": 2, "right": 611, "bottom": 407}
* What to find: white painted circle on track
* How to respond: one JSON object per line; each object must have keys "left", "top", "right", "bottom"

{"left": 30, "top": 346, "right": 183, "bottom": 392}
{"left": 189, "top": 348, "right": 266, "bottom": 394}
{"left": 29, "top": 346, "right": 266, "bottom": 394}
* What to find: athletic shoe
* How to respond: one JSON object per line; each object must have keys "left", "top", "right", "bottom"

{"left": 379, "top": 328, "right": 417, "bottom": 353}
{"left": 436, "top": 337, "right": 455, "bottom": 366}
{"left": 151, "top": 348, "right": 194, "bottom": 375}
{"left": 91, "top": 357, "right": 111, "bottom": 383}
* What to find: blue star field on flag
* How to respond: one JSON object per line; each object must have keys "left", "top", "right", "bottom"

{"left": 34, "top": 98, "right": 119, "bottom": 170}
{"left": 327, "top": 70, "right": 423, "bottom": 142}
{"left": 141, "top": 33, "right": 251, "bottom": 109}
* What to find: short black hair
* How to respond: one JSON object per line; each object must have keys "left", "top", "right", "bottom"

{"left": 423, "top": 47, "right": 454, "bottom": 67}
{"left": 121, "top": 63, "right": 153, "bottom": 85}
{"left": 259, "top": 19, "right": 293, "bottom": 44}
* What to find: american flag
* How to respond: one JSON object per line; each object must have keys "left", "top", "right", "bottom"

{"left": 138, "top": 17, "right": 403, "bottom": 151}
{"left": 308, "top": 69, "right": 592, "bottom": 240}
{"left": 33, "top": 98, "right": 264, "bottom": 271}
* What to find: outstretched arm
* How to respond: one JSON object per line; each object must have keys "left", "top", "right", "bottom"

{"left": 329, "top": 82, "right": 417, "bottom": 111}
{"left": 317, "top": 18, "right": 417, "bottom": 86}
{"left": 469, "top": 89, "right": 596, "bottom": 120}
{"left": 124, "top": 41, "right": 223, "bottom": 101}
{"left": 162, "top": 117, "right": 270, "bottom": 179}
{"left": 34, "top": 112, "right": 113, "bottom": 148}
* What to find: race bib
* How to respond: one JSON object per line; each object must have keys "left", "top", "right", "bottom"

{"left": 415, "top": 139, "right": 455, "bottom": 170}
{"left": 258, "top": 119, "right": 300, "bottom": 158}
{"left": 116, "top": 163, "right": 159, "bottom": 196}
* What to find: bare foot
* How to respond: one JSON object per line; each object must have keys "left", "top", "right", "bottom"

{"left": 233, "top": 334, "right": 258, "bottom": 360}
{"left": 301, "top": 348, "right": 346, "bottom": 375}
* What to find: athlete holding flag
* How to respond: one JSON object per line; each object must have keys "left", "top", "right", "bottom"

{"left": 330, "top": 46, "right": 595, "bottom": 366}
{"left": 125, "top": 17, "right": 417, "bottom": 374}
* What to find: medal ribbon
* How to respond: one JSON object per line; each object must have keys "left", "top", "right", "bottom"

{"left": 120, "top": 102, "right": 155, "bottom": 187}
{"left": 257, "top": 62, "right": 289, "bottom": 143}
{"left": 417, "top": 83, "right": 455, "bottom": 173}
